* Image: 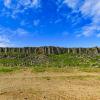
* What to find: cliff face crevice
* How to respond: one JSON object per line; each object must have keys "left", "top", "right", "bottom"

{"left": 0, "top": 46, "right": 100, "bottom": 55}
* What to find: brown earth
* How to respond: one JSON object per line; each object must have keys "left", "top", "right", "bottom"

{"left": 0, "top": 69, "right": 100, "bottom": 100}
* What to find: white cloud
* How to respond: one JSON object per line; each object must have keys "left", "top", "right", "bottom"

{"left": 0, "top": 35, "right": 12, "bottom": 47}
{"left": 97, "top": 34, "right": 100, "bottom": 38}
{"left": 19, "top": 0, "right": 31, "bottom": 6}
{"left": 80, "top": 0, "right": 100, "bottom": 26}
{"left": 3, "top": 0, "right": 41, "bottom": 9}
{"left": 2, "top": 0, "right": 41, "bottom": 19}
{"left": 0, "top": 35, "right": 10, "bottom": 43}
{"left": 31, "top": 0, "right": 40, "bottom": 8}
{"left": 80, "top": 0, "right": 100, "bottom": 18}
{"left": 0, "top": 26, "right": 13, "bottom": 47}
{"left": 16, "top": 28, "right": 29, "bottom": 36}
{"left": 0, "top": 25, "right": 31, "bottom": 47}
{"left": 81, "top": 25, "right": 95, "bottom": 37}
{"left": 57, "top": 0, "right": 80, "bottom": 12}
{"left": 0, "top": 25, "right": 30, "bottom": 37}
{"left": 63, "top": 0, "right": 80, "bottom": 9}
{"left": 4, "top": 0, "right": 11, "bottom": 8}
{"left": 81, "top": 24, "right": 100, "bottom": 37}
{"left": 18, "top": 0, "right": 40, "bottom": 8}
{"left": 61, "top": 0, "right": 100, "bottom": 37}
{"left": 80, "top": 0, "right": 100, "bottom": 37}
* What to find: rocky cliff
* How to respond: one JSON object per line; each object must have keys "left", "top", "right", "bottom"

{"left": 0, "top": 46, "right": 100, "bottom": 67}
{"left": 0, "top": 46, "right": 100, "bottom": 55}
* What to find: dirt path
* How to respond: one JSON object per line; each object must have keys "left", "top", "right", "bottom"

{"left": 0, "top": 70, "right": 100, "bottom": 100}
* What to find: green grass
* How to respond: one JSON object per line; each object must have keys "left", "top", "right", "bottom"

{"left": 31, "top": 66, "right": 75, "bottom": 73}
{"left": 79, "top": 67, "right": 100, "bottom": 72}
{"left": 33, "top": 66, "right": 46, "bottom": 72}
{"left": 0, "top": 53, "right": 100, "bottom": 73}
{"left": 0, "top": 66, "right": 100, "bottom": 73}
{"left": 0, "top": 52, "right": 100, "bottom": 71}
{"left": 31, "top": 66, "right": 100, "bottom": 73}
{"left": 0, "top": 67, "right": 20, "bottom": 73}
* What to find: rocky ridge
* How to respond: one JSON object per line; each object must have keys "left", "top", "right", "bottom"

{"left": 0, "top": 46, "right": 100, "bottom": 67}
{"left": 0, "top": 46, "right": 100, "bottom": 55}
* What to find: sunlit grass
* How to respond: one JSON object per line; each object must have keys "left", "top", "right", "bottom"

{"left": 0, "top": 67, "right": 20, "bottom": 73}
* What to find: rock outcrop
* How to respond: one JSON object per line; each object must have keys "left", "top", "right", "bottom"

{"left": 0, "top": 46, "right": 100, "bottom": 55}
{"left": 0, "top": 46, "right": 100, "bottom": 67}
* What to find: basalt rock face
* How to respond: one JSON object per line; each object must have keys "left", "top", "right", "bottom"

{"left": 0, "top": 46, "right": 100, "bottom": 67}
{"left": 0, "top": 46, "right": 100, "bottom": 55}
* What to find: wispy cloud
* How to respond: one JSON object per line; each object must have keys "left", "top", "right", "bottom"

{"left": 80, "top": 0, "right": 100, "bottom": 37}
{"left": 4, "top": 0, "right": 11, "bottom": 8}
{"left": 15, "top": 28, "right": 29, "bottom": 36}
{"left": 0, "top": 25, "right": 31, "bottom": 47}
{"left": 80, "top": 0, "right": 100, "bottom": 18}
{"left": 59, "top": 0, "right": 100, "bottom": 37}
{"left": 63, "top": 0, "right": 80, "bottom": 10}
{"left": 18, "top": 0, "right": 41, "bottom": 8}
{"left": 80, "top": 24, "right": 100, "bottom": 37}
{"left": 0, "top": 35, "right": 12, "bottom": 47}
{"left": 31, "top": 0, "right": 41, "bottom": 8}
{"left": 4, "top": 0, "right": 41, "bottom": 9}
{"left": 97, "top": 34, "right": 100, "bottom": 38}
{"left": 2, "top": 0, "right": 41, "bottom": 18}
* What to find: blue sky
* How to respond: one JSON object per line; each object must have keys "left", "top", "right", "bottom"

{"left": 0, "top": 0, "right": 100, "bottom": 47}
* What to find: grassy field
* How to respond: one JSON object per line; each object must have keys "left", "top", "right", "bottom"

{"left": 0, "top": 66, "right": 100, "bottom": 73}
{"left": 0, "top": 52, "right": 100, "bottom": 100}
{"left": 0, "top": 53, "right": 100, "bottom": 68}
